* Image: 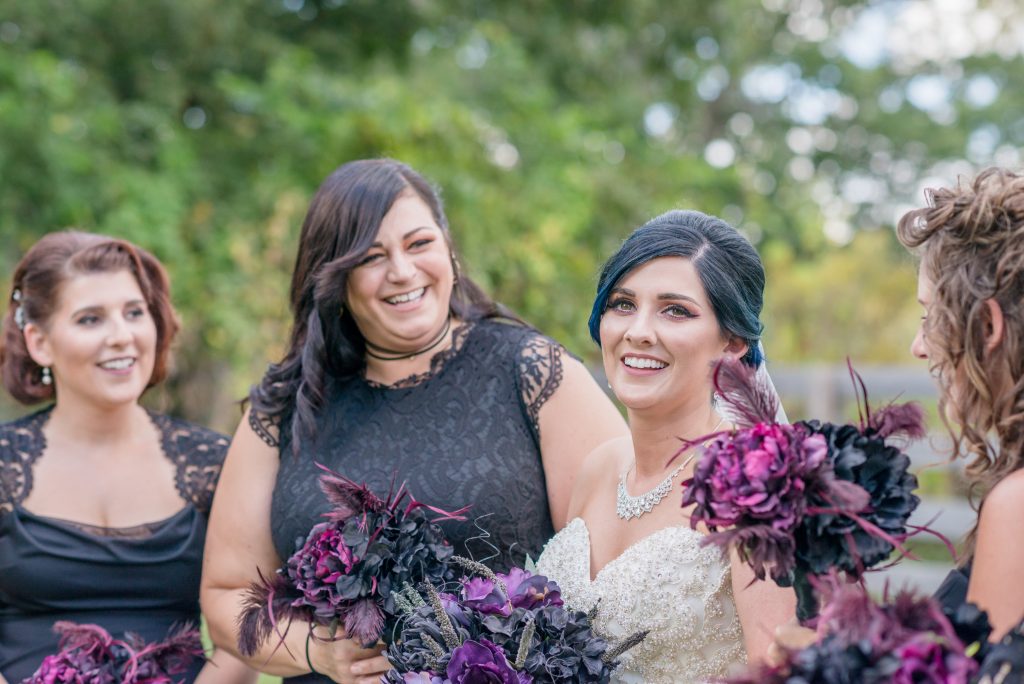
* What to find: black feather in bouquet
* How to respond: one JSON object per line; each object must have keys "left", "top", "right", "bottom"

{"left": 384, "top": 558, "right": 645, "bottom": 683}
{"left": 23, "top": 621, "right": 203, "bottom": 684}
{"left": 680, "top": 358, "right": 926, "bottom": 621}
{"left": 726, "top": 578, "right": 991, "bottom": 684}
{"left": 238, "top": 464, "right": 468, "bottom": 655}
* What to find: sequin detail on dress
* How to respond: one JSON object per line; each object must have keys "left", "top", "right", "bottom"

{"left": 536, "top": 518, "right": 745, "bottom": 684}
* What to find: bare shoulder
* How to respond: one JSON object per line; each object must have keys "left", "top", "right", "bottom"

{"left": 980, "top": 468, "right": 1024, "bottom": 522}
{"left": 565, "top": 436, "right": 631, "bottom": 519}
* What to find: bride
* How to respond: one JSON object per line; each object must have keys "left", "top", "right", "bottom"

{"left": 537, "top": 210, "right": 795, "bottom": 683}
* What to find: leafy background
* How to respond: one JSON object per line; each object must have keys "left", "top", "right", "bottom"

{"left": 2, "top": 0, "right": 1019, "bottom": 675}
{"left": 4, "top": 0, "right": 1021, "bottom": 427}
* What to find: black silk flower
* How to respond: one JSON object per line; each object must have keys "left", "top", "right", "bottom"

{"left": 795, "top": 420, "right": 921, "bottom": 576}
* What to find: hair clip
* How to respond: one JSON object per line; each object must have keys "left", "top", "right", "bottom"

{"left": 12, "top": 288, "right": 25, "bottom": 330}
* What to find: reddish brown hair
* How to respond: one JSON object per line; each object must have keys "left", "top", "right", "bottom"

{"left": 1, "top": 231, "right": 180, "bottom": 404}
{"left": 897, "top": 167, "right": 1024, "bottom": 557}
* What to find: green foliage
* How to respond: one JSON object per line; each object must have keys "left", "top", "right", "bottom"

{"left": 2, "top": 0, "right": 1020, "bottom": 427}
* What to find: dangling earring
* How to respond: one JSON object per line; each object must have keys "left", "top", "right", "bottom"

{"left": 41, "top": 367, "right": 52, "bottom": 386}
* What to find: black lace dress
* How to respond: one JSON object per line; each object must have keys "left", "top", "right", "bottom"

{"left": 0, "top": 408, "right": 228, "bottom": 683}
{"left": 260, "top": 320, "right": 564, "bottom": 683}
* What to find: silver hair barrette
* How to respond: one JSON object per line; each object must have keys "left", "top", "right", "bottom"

{"left": 12, "top": 289, "right": 25, "bottom": 330}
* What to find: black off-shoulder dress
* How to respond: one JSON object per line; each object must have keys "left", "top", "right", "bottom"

{"left": 0, "top": 408, "right": 228, "bottom": 682}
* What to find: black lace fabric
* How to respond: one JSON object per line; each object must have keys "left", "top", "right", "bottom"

{"left": 0, "top": 407, "right": 229, "bottom": 526}
{"left": 268, "top": 319, "right": 566, "bottom": 576}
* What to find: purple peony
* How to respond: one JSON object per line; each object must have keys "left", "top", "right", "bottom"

{"left": 682, "top": 422, "right": 828, "bottom": 582}
{"left": 446, "top": 640, "right": 532, "bottom": 684}
{"left": 288, "top": 524, "right": 357, "bottom": 616}
{"left": 461, "top": 569, "right": 562, "bottom": 617}
{"left": 892, "top": 634, "right": 978, "bottom": 683}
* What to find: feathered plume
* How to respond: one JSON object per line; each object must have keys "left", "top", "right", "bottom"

{"left": 712, "top": 357, "right": 780, "bottom": 429}
{"left": 316, "top": 463, "right": 385, "bottom": 521}
{"left": 237, "top": 569, "right": 304, "bottom": 657}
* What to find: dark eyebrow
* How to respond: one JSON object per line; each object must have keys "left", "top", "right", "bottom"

{"left": 657, "top": 292, "right": 700, "bottom": 306}
{"left": 370, "top": 226, "right": 436, "bottom": 248}
{"left": 610, "top": 287, "right": 634, "bottom": 297}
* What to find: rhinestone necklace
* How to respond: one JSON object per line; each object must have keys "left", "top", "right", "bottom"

{"left": 615, "top": 416, "right": 725, "bottom": 521}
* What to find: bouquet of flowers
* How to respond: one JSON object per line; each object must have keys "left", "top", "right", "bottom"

{"left": 238, "top": 465, "right": 468, "bottom": 655}
{"left": 680, "top": 358, "right": 925, "bottom": 620}
{"left": 384, "top": 558, "right": 645, "bottom": 683}
{"left": 726, "top": 579, "right": 990, "bottom": 684}
{"left": 23, "top": 621, "right": 203, "bottom": 684}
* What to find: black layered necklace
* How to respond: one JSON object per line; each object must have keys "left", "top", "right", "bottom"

{"left": 363, "top": 316, "right": 453, "bottom": 361}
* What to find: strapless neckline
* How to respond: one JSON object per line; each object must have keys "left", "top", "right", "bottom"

{"left": 565, "top": 517, "right": 703, "bottom": 583}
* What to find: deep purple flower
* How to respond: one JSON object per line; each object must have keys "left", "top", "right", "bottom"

{"left": 892, "top": 635, "right": 978, "bottom": 683}
{"left": 461, "top": 570, "right": 562, "bottom": 617}
{"left": 446, "top": 640, "right": 532, "bottom": 684}
{"left": 682, "top": 421, "right": 829, "bottom": 582}
{"left": 289, "top": 524, "right": 357, "bottom": 615}
{"left": 23, "top": 622, "right": 201, "bottom": 684}
{"left": 402, "top": 674, "right": 446, "bottom": 684}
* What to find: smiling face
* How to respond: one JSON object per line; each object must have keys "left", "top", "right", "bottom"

{"left": 345, "top": 191, "right": 455, "bottom": 352}
{"left": 24, "top": 269, "right": 158, "bottom": 410}
{"left": 599, "top": 256, "right": 745, "bottom": 415}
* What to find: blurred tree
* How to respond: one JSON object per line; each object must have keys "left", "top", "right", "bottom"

{"left": 1, "top": 0, "right": 1020, "bottom": 427}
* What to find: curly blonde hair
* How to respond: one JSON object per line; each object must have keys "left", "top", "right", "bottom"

{"left": 896, "top": 167, "right": 1024, "bottom": 557}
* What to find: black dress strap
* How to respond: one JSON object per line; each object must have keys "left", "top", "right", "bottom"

{"left": 147, "top": 412, "right": 229, "bottom": 516}
{"left": 0, "top": 407, "right": 51, "bottom": 515}
{"left": 515, "top": 332, "right": 566, "bottom": 442}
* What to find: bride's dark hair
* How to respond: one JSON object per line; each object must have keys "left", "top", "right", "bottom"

{"left": 250, "top": 159, "right": 511, "bottom": 453}
{"left": 588, "top": 210, "right": 765, "bottom": 367}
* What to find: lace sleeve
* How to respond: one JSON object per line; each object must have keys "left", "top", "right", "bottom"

{"left": 0, "top": 409, "right": 50, "bottom": 516}
{"left": 516, "top": 332, "right": 567, "bottom": 442}
{"left": 248, "top": 409, "right": 281, "bottom": 448}
{"left": 149, "top": 413, "right": 230, "bottom": 517}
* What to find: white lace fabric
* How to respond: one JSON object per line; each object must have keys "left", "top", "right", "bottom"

{"left": 536, "top": 518, "right": 746, "bottom": 683}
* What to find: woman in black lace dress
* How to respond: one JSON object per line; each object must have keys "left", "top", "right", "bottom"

{"left": 897, "top": 168, "right": 1024, "bottom": 639}
{"left": 201, "top": 159, "right": 628, "bottom": 683}
{"left": 0, "top": 232, "right": 254, "bottom": 683}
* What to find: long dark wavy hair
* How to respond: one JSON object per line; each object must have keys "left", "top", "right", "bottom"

{"left": 250, "top": 159, "right": 510, "bottom": 453}
{"left": 897, "top": 167, "right": 1024, "bottom": 559}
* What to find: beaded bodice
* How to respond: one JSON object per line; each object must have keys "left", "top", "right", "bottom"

{"left": 536, "top": 518, "right": 745, "bottom": 683}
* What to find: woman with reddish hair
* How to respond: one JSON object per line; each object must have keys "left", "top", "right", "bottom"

{"left": 0, "top": 232, "right": 254, "bottom": 683}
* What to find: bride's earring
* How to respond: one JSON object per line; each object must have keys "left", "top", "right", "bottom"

{"left": 41, "top": 367, "right": 52, "bottom": 386}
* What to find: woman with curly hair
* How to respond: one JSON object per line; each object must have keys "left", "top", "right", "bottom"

{"left": 897, "top": 167, "right": 1024, "bottom": 639}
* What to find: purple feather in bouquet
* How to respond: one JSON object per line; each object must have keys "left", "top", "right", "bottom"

{"left": 237, "top": 465, "right": 469, "bottom": 655}
{"left": 726, "top": 577, "right": 992, "bottom": 684}
{"left": 680, "top": 358, "right": 926, "bottom": 621}
{"left": 23, "top": 621, "right": 203, "bottom": 684}
{"left": 384, "top": 557, "right": 646, "bottom": 683}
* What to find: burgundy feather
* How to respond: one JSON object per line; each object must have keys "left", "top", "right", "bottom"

{"left": 711, "top": 357, "right": 780, "bottom": 429}
{"left": 316, "top": 463, "right": 385, "bottom": 520}
{"left": 868, "top": 402, "right": 927, "bottom": 440}
{"left": 343, "top": 597, "right": 386, "bottom": 647}
{"left": 134, "top": 623, "right": 205, "bottom": 677}
{"left": 237, "top": 569, "right": 304, "bottom": 657}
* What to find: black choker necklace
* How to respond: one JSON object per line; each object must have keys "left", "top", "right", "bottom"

{"left": 364, "top": 317, "right": 453, "bottom": 361}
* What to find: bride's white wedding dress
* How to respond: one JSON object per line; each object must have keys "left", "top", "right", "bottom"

{"left": 536, "top": 518, "right": 745, "bottom": 684}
